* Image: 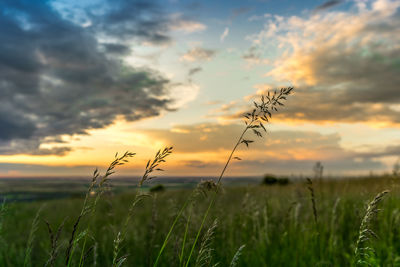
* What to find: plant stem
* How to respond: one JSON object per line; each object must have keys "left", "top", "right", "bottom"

{"left": 153, "top": 197, "right": 191, "bottom": 266}
{"left": 184, "top": 121, "right": 253, "bottom": 266}
{"left": 179, "top": 208, "right": 192, "bottom": 267}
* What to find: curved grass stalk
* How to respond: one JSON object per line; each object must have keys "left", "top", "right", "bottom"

{"left": 64, "top": 151, "right": 135, "bottom": 267}
{"left": 112, "top": 147, "right": 172, "bottom": 266}
{"left": 354, "top": 190, "right": 389, "bottom": 266}
{"left": 154, "top": 87, "right": 293, "bottom": 266}
{"left": 184, "top": 127, "right": 248, "bottom": 267}
{"left": 184, "top": 87, "right": 294, "bottom": 266}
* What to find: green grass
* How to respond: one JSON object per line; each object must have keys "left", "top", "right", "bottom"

{"left": 0, "top": 177, "right": 399, "bottom": 266}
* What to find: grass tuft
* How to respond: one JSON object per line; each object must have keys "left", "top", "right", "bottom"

{"left": 354, "top": 190, "right": 389, "bottom": 266}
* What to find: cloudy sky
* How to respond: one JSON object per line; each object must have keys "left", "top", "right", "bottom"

{"left": 1, "top": 0, "right": 400, "bottom": 177}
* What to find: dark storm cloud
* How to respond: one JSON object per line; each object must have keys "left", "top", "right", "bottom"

{"left": 101, "top": 43, "right": 131, "bottom": 55}
{"left": 0, "top": 0, "right": 174, "bottom": 155}
{"left": 0, "top": 139, "right": 72, "bottom": 156}
{"left": 89, "top": 0, "right": 171, "bottom": 45}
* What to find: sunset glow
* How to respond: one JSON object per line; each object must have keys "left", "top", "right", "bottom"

{"left": 1, "top": 0, "right": 400, "bottom": 177}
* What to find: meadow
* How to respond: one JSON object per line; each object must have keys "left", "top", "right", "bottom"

{"left": 0, "top": 176, "right": 399, "bottom": 266}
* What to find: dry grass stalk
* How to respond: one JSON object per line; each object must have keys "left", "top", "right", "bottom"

{"left": 184, "top": 87, "right": 294, "bottom": 267}
{"left": 44, "top": 219, "right": 65, "bottom": 267}
{"left": 65, "top": 151, "right": 135, "bottom": 266}
{"left": 140, "top": 146, "right": 173, "bottom": 187}
{"left": 112, "top": 147, "right": 172, "bottom": 266}
{"left": 306, "top": 178, "right": 318, "bottom": 226}
{"left": 24, "top": 205, "right": 44, "bottom": 267}
{"left": 194, "top": 219, "right": 218, "bottom": 267}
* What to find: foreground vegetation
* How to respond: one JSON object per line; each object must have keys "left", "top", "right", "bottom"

{"left": 0, "top": 177, "right": 399, "bottom": 266}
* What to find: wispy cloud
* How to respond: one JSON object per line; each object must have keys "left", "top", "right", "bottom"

{"left": 220, "top": 27, "right": 229, "bottom": 42}
{"left": 242, "top": 46, "right": 269, "bottom": 65}
{"left": 313, "top": 0, "right": 344, "bottom": 12}
{"left": 180, "top": 47, "right": 216, "bottom": 62}
{"left": 169, "top": 13, "right": 207, "bottom": 33}
{"left": 188, "top": 67, "right": 203, "bottom": 76}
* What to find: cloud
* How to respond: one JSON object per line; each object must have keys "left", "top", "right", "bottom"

{"left": 138, "top": 122, "right": 389, "bottom": 175}
{"left": 232, "top": 7, "right": 253, "bottom": 17}
{"left": 314, "top": 0, "right": 344, "bottom": 12}
{"left": 0, "top": 162, "right": 94, "bottom": 176}
{"left": 101, "top": 43, "right": 131, "bottom": 55}
{"left": 188, "top": 67, "right": 202, "bottom": 76}
{"left": 183, "top": 160, "right": 219, "bottom": 169}
{"left": 140, "top": 123, "right": 342, "bottom": 157}
{"left": 170, "top": 16, "right": 207, "bottom": 33}
{"left": 0, "top": 0, "right": 177, "bottom": 155}
{"left": 246, "top": 0, "right": 400, "bottom": 126}
{"left": 242, "top": 46, "right": 269, "bottom": 65}
{"left": 168, "top": 83, "right": 200, "bottom": 108}
{"left": 220, "top": 27, "right": 229, "bottom": 42}
{"left": 88, "top": 0, "right": 172, "bottom": 45}
{"left": 180, "top": 47, "right": 216, "bottom": 62}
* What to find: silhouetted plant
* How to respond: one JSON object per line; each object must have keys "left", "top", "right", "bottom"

{"left": 44, "top": 219, "right": 65, "bottom": 267}
{"left": 65, "top": 151, "right": 136, "bottom": 267}
{"left": 112, "top": 147, "right": 173, "bottom": 266}
{"left": 393, "top": 159, "right": 400, "bottom": 177}
{"left": 183, "top": 87, "right": 294, "bottom": 266}
{"left": 313, "top": 161, "right": 324, "bottom": 181}
{"left": 306, "top": 178, "right": 318, "bottom": 226}
{"left": 140, "top": 147, "right": 173, "bottom": 187}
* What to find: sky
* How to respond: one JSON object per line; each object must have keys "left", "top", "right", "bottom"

{"left": 1, "top": 0, "right": 400, "bottom": 177}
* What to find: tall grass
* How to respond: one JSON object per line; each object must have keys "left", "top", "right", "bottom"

{"left": 112, "top": 147, "right": 173, "bottom": 266}
{"left": 1, "top": 177, "right": 400, "bottom": 266}
{"left": 66, "top": 151, "right": 136, "bottom": 266}
{"left": 354, "top": 190, "right": 389, "bottom": 266}
{"left": 24, "top": 205, "right": 43, "bottom": 267}
{"left": 183, "top": 87, "right": 294, "bottom": 266}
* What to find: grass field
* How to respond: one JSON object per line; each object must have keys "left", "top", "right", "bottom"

{"left": 0, "top": 176, "right": 399, "bottom": 266}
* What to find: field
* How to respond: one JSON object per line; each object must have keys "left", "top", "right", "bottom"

{"left": 0, "top": 176, "right": 399, "bottom": 266}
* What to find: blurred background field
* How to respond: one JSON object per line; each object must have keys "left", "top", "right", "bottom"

{"left": 1, "top": 175, "right": 399, "bottom": 266}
